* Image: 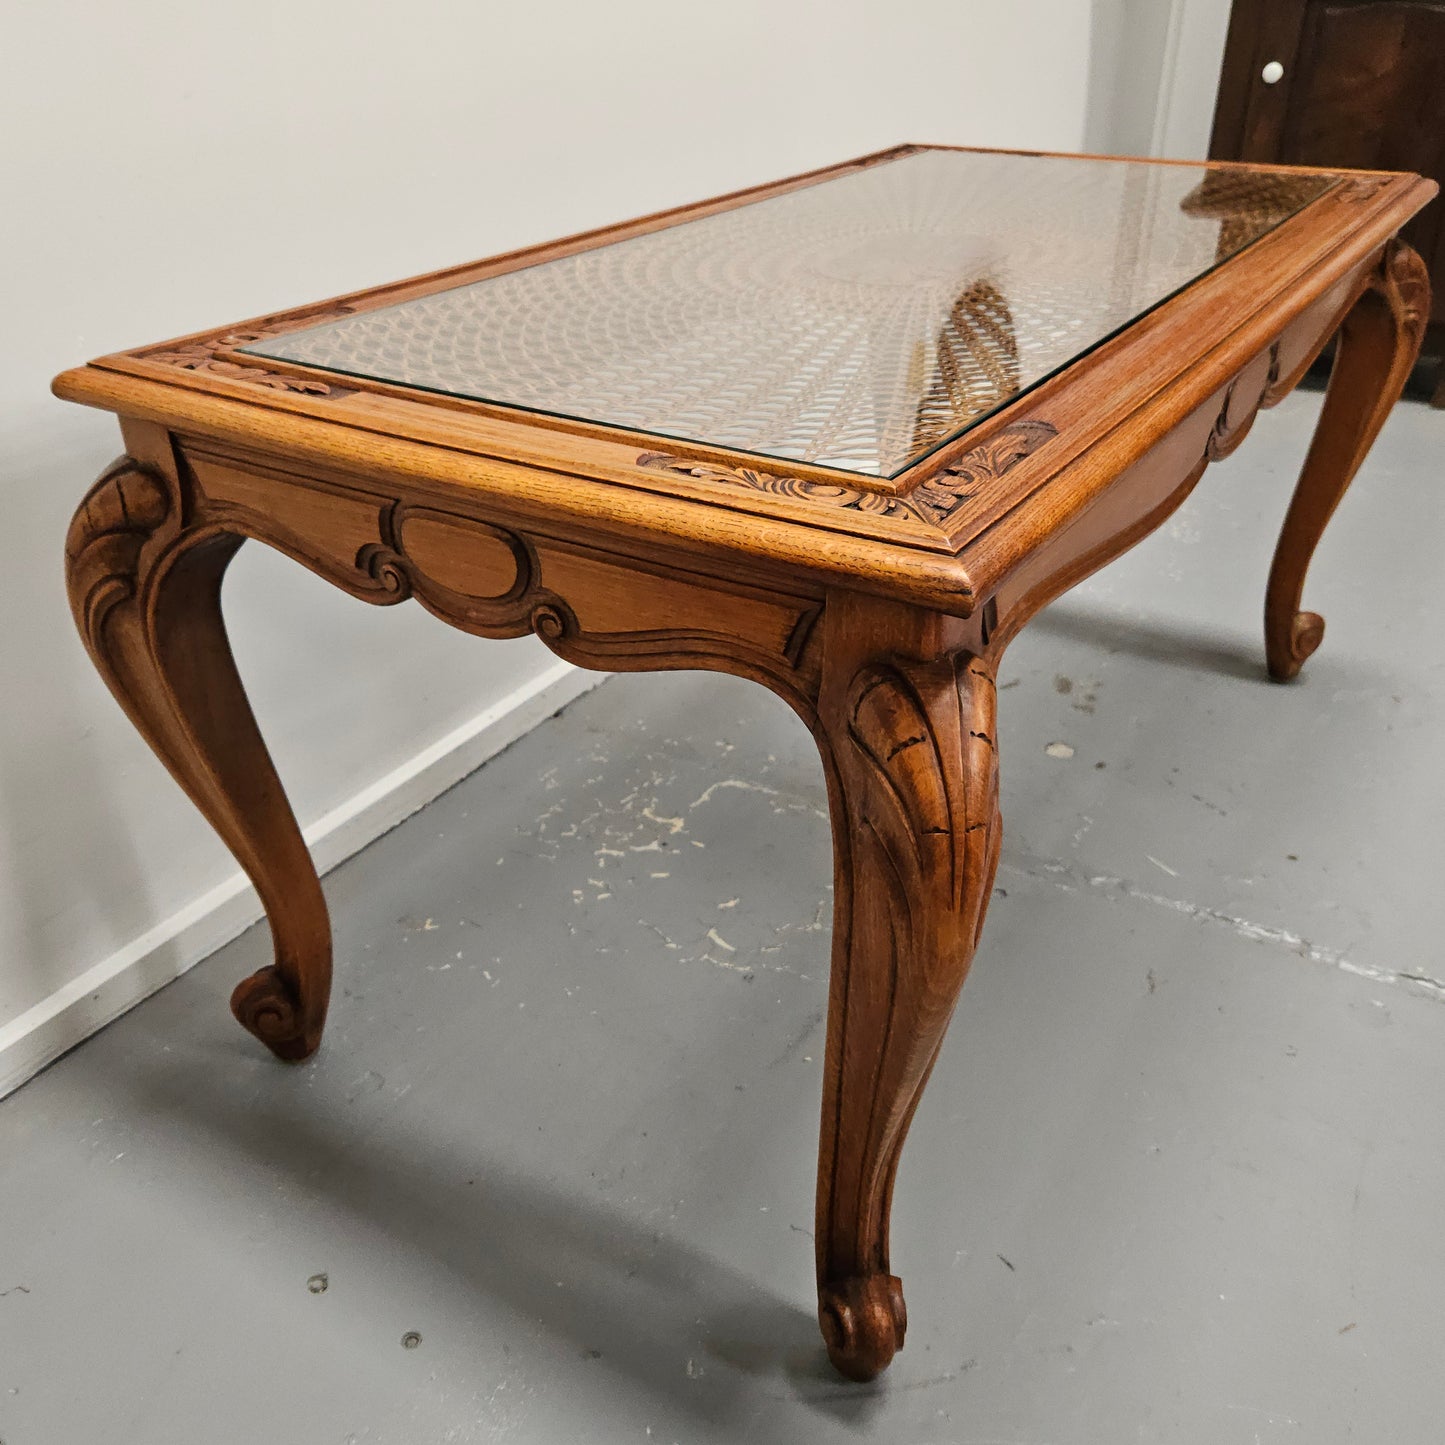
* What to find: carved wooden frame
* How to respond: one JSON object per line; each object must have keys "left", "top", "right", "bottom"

{"left": 55, "top": 144, "right": 1434, "bottom": 1382}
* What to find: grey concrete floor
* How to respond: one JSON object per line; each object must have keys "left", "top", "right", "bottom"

{"left": 4, "top": 389, "right": 1445, "bottom": 1444}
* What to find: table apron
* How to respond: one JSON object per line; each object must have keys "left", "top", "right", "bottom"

{"left": 969, "top": 262, "right": 1371, "bottom": 653}
{"left": 173, "top": 436, "right": 829, "bottom": 720}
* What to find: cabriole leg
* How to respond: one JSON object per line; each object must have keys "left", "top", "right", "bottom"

{"left": 812, "top": 600, "right": 1001, "bottom": 1381}
{"left": 1265, "top": 238, "right": 1430, "bottom": 680}
{"left": 64, "top": 455, "right": 332, "bottom": 1060}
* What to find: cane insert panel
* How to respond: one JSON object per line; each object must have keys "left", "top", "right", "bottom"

{"left": 244, "top": 149, "right": 1337, "bottom": 478}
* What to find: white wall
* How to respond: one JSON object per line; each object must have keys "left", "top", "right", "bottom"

{"left": 1085, "top": 0, "right": 1232, "bottom": 159}
{"left": 0, "top": 0, "right": 1093, "bottom": 1092}
{"left": 1153, "top": 0, "right": 1235, "bottom": 159}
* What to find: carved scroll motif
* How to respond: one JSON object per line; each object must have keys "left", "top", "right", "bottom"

{"left": 176, "top": 456, "right": 824, "bottom": 716}
{"left": 637, "top": 419, "right": 1057, "bottom": 527}
{"left": 348, "top": 505, "right": 820, "bottom": 712}
{"left": 353, "top": 503, "right": 540, "bottom": 632}
{"left": 64, "top": 457, "right": 175, "bottom": 649}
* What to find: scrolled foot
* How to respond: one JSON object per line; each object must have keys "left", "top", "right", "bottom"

{"left": 230, "top": 965, "right": 321, "bottom": 1062}
{"left": 818, "top": 1274, "right": 907, "bottom": 1382}
{"left": 1267, "top": 609, "right": 1325, "bottom": 682}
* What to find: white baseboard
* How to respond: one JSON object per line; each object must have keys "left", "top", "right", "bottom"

{"left": 0, "top": 661, "right": 606, "bottom": 1099}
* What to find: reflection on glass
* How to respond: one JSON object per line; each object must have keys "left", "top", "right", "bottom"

{"left": 1177, "top": 168, "right": 1336, "bottom": 261}
{"left": 244, "top": 150, "right": 1336, "bottom": 478}
{"left": 909, "top": 280, "right": 1019, "bottom": 462}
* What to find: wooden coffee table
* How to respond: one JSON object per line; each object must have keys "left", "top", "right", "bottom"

{"left": 55, "top": 145, "right": 1434, "bottom": 1381}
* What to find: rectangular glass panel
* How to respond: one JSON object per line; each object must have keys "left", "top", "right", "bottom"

{"left": 243, "top": 150, "right": 1336, "bottom": 478}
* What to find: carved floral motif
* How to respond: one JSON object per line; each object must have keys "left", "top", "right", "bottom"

{"left": 909, "top": 420, "right": 1058, "bottom": 523}
{"left": 145, "top": 307, "right": 359, "bottom": 395}
{"left": 637, "top": 419, "right": 1056, "bottom": 526}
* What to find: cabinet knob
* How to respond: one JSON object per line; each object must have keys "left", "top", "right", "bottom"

{"left": 1261, "top": 60, "right": 1285, "bottom": 84}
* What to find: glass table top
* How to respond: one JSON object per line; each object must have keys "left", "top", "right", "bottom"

{"left": 243, "top": 149, "right": 1336, "bottom": 479}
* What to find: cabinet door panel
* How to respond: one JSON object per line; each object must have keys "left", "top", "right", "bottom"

{"left": 1213, "top": 0, "right": 1309, "bottom": 161}
{"left": 1286, "top": 2, "right": 1445, "bottom": 322}
{"left": 1211, "top": 0, "right": 1445, "bottom": 337}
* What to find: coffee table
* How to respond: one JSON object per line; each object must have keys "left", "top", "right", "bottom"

{"left": 55, "top": 145, "right": 1434, "bottom": 1381}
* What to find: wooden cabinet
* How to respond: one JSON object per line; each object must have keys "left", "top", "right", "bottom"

{"left": 1209, "top": 0, "right": 1445, "bottom": 398}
